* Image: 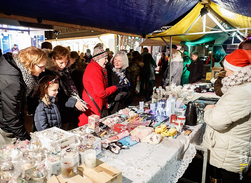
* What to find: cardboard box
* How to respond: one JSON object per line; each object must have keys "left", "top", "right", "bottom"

{"left": 77, "top": 159, "right": 122, "bottom": 183}
{"left": 47, "top": 174, "right": 93, "bottom": 183}
{"left": 211, "top": 67, "right": 223, "bottom": 79}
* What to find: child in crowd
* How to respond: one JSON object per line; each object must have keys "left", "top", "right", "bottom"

{"left": 33, "top": 75, "right": 61, "bottom": 131}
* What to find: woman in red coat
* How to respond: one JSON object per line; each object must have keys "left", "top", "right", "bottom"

{"left": 78, "top": 44, "right": 118, "bottom": 126}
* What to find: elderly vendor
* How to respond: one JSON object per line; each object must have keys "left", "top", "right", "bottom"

{"left": 202, "top": 49, "right": 251, "bottom": 183}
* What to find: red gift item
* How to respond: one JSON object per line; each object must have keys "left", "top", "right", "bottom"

{"left": 171, "top": 114, "right": 177, "bottom": 123}
{"left": 174, "top": 116, "right": 186, "bottom": 126}
{"left": 113, "top": 124, "right": 126, "bottom": 133}
{"left": 174, "top": 121, "right": 184, "bottom": 126}
{"left": 177, "top": 116, "right": 186, "bottom": 121}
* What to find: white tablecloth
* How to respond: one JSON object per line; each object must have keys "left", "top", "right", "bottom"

{"left": 98, "top": 124, "right": 203, "bottom": 183}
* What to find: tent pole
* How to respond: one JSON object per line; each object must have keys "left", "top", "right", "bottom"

{"left": 169, "top": 36, "right": 172, "bottom": 86}
{"left": 210, "top": 46, "right": 214, "bottom": 71}
{"left": 161, "top": 37, "right": 169, "bottom": 47}
{"left": 148, "top": 28, "right": 251, "bottom": 38}
{"left": 203, "top": 14, "right": 206, "bottom": 33}
{"left": 185, "top": 15, "right": 201, "bottom": 34}
{"left": 188, "top": 45, "right": 191, "bottom": 56}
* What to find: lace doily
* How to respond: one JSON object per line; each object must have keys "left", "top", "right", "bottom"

{"left": 98, "top": 124, "right": 203, "bottom": 183}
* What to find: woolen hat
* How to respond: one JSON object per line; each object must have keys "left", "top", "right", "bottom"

{"left": 92, "top": 43, "right": 108, "bottom": 62}
{"left": 224, "top": 49, "right": 251, "bottom": 71}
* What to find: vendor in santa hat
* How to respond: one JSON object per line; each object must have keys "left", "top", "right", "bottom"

{"left": 202, "top": 49, "right": 251, "bottom": 183}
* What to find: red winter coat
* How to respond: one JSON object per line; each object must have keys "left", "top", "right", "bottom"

{"left": 78, "top": 62, "right": 117, "bottom": 126}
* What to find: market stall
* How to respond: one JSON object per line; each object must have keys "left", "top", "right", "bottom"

{"left": 0, "top": 84, "right": 219, "bottom": 183}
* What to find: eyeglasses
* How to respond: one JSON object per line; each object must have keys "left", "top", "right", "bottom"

{"left": 36, "top": 64, "right": 46, "bottom": 70}
{"left": 48, "top": 76, "right": 59, "bottom": 85}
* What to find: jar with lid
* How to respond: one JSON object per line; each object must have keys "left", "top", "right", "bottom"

{"left": 0, "top": 157, "right": 14, "bottom": 182}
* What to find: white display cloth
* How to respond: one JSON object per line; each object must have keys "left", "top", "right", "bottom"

{"left": 98, "top": 124, "right": 203, "bottom": 183}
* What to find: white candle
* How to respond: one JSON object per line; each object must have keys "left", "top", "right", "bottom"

{"left": 85, "top": 154, "right": 96, "bottom": 168}
{"left": 84, "top": 149, "right": 96, "bottom": 168}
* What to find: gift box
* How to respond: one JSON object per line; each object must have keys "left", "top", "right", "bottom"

{"left": 35, "top": 127, "right": 75, "bottom": 149}
{"left": 88, "top": 114, "right": 100, "bottom": 133}
{"left": 77, "top": 159, "right": 122, "bottom": 183}
{"left": 47, "top": 174, "right": 93, "bottom": 183}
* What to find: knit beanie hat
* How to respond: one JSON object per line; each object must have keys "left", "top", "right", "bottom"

{"left": 223, "top": 49, "right": 251, "bottom": 71}
{"left": 92, "top": 43, "right": 108, "bottom": 62}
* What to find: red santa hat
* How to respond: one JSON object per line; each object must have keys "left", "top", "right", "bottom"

{"left": 223, "top": 49, "right": 251, "bottom": 71}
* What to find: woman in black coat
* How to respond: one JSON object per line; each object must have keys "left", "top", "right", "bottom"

{"left": 107, "top": 51, "right": 131, "bottom": 114}
{"left": 0, "top": 47, "right": 47, "bottom": 143}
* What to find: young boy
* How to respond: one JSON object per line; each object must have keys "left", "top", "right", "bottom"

{"left": 186, "top": 51, "right": 204, "bottom": 83}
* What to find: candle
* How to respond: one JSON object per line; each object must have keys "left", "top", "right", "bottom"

{"left": 61, "top": 159, "right": 74, "bottom": 178}
{"left": 84, "top": 149, "right": 96, "bottom": 168}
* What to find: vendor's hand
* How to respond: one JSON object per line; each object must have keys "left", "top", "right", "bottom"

{"left": 204, "top": 105, "right": 215, "bottom": 111}
{"left": 186, "top": 64, "right": 189, "bottom": 67}
{"left": 75, "top": 100, "right": 88, "bottom": 111}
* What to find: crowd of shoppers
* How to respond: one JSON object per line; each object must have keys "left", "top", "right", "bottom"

{"left": 1, "top": 39, "right": 251, "bottom": 182}
{"left": 39, "top": 45, "right": 87, "bottom": 130}
{"left": 0, "top": 42, "right": 214, "bottom": 144}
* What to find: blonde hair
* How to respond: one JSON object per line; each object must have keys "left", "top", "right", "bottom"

{"left": 111, "top": 51, "right": 129, "bottom": 70}
{"left": 18, "top": 46, "right": 47, "bottom": 74}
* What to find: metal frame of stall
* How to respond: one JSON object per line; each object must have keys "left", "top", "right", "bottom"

{"left": 148, "top": 6, "right": 251, "bottom": 86}
{"left": 148, "top": 7, "right": 251, "bottom": 183}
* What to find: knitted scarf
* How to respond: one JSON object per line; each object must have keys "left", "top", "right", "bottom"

{"left": 112, "top": 67, "right": 130, "bottom": 86}
{"left": 221, "top": 65, "right": 251, "bottom": 94}
{"left": 15, "top": 59, "right": 37, "bottom": 96}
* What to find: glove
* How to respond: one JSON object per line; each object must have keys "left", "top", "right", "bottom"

{"left": 116, "top": 83, "right": 128, "bottom": 91}
{"left": 114, "top": 92, "right": 128, "bottom": 101}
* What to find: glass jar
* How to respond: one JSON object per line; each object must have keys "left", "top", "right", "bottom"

{"left": 0, "top": 157, "right": 14, "bottom": 182}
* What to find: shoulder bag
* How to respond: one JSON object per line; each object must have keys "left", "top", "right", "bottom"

{"left": 83, "top": 86, "right": 105, "bottom": 118}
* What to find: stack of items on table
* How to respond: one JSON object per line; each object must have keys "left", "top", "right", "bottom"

{"left": 0, "top": 84, "right": 199, "bottom": 182}
{"left": 86, "top": 84, "right": 198, "bottom": 154}
{"left": 0, "top": 127, "right": 104, "bottom": 182}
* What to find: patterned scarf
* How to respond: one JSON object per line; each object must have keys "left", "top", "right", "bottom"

{"left": 15, "top": 59, "right": 37, "bottom": 96}
{"left": 57, "top": 68, "right": 83, "bottom": 101}
{"left": 112, "top": 68, "right": 130, "bottom": 86}
{"left": 221, "top": 65, "right": 251, "bottom": 94}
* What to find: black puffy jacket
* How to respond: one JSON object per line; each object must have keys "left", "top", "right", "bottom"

{"left": 0, "top": 54, "right": 30, "bottom": 140}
